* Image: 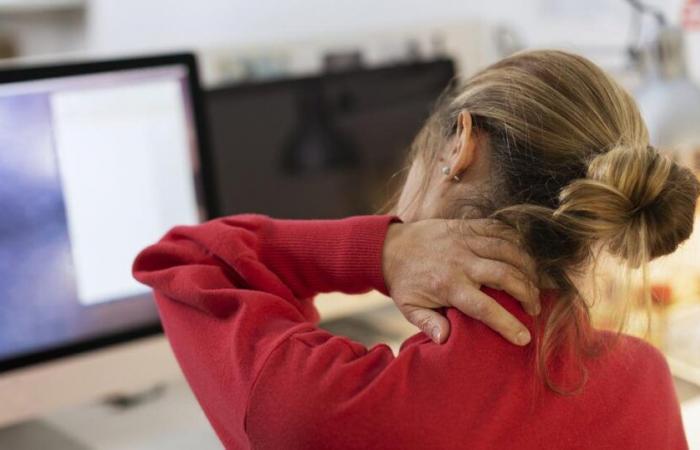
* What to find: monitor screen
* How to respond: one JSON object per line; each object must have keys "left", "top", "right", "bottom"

{"left": 0, "top": 55, "right": 208, "bottom": 369}
{"left": 206, "top": 60, "right": 454, "bottom": 219}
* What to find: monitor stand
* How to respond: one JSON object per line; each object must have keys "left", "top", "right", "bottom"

{"left": 0, "top": 420, "right": 90, "bottom": 450}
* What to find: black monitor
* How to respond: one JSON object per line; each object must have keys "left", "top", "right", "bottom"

{"left": 0, "top": 53, "right": 214, "bottom": 372}
{"left": 205, "top": 59, "right": 455, "bottom": 219}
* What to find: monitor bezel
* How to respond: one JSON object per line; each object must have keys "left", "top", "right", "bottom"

{"left": 0, "top": 53, "right": 219, "bottom": 373}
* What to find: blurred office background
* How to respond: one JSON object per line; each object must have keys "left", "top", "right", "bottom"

{"left": 0, "top": 0, "right": 698, "bottom": 82}
{"left": 1, "top": 0, "right": 700, "bottom": 449}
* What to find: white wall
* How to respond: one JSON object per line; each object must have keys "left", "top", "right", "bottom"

{"left": 4, "top": 0, "right": 699, "bottom": 81}
{"left": 83, "top": 0, "right": 630, "bottom": 51}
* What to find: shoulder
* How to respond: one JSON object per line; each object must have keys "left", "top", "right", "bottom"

{"left": 597, "top": 332, "right": 671, "bottom": 374}
{"left": 590, "top": 332, "right": 677, "bottom": 408}
{"left": 590, "top": 332, "right": 687, "bottom": 448}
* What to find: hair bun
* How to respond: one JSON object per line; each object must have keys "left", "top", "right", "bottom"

{"left": 555, "top": 144, "right": 700, "bottom": 267}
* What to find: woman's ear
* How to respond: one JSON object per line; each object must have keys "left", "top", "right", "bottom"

{"left": 446, "top": 112, "right": 477, "bottom": 178}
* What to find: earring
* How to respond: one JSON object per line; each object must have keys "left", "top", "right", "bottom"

{"left": 441, "top": 165, "right": 460, "bottom": 182}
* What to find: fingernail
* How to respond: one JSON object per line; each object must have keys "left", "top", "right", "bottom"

{"left": 516, "top": 330, "right": 531, "bottom": 346}
{"left": 431, "top": 326, "right": 441, "bottom": 343}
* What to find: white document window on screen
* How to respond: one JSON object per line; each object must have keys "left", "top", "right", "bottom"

{"left": 50, "top": 78, "right": 200, "bottom": 306}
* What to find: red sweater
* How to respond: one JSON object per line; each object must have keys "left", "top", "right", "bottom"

{"left": 132, "top": 214, "right": 687, "bottom": 450}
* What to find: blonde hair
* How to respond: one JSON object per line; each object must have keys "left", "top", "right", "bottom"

{"left": 402, "top": 50, "right": 700, "bottom": 392}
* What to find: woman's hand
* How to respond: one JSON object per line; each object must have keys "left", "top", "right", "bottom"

{"left": 382, "top": 219, "right": 540, "bottom": 346}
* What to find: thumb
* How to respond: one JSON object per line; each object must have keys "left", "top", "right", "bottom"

{"left": 401, "top": 305, "right": 451, "bottom": 344}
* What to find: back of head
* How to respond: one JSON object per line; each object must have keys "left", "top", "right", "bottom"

{"left": 556, "top": 143, "right": 698, "bottom": 268}
{"left": 412, "top": 49, "right": 700, "bottom": 391}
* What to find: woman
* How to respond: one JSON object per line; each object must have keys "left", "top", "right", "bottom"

{"left": 133, "top": 50, "right": 696, "bottom": 449}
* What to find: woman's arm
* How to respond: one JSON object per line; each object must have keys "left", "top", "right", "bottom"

{"left": 132, "top": 214, "right": 539, "bottom": 448}
{"left": 132, "top": 214, "right": 395, "bottom": 447}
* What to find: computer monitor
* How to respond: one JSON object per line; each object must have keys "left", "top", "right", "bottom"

{"left": 0, "top": 54, "right": 213, "bottom": 384}
{"left": 205, "top": 59, "right": 455, "bottom": 219}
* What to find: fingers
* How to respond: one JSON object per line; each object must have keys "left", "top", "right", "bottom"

{"left": 454, "top": 219, "right": 541, "bottom": 315}
{"left": 469, "top": 259, "right": 540, "bottom": 315}
{"left": 466, "top": 236, "right": 538, "bottom": 283}
{"left": 469, "top": 253, "right": 540, "bottom": 313}
{"left": 449, "top": 284, "right": 531, "bottom": 346}
{"left": 458, "top": 218, "right": 522, "bottom": 244}
{"left": 399, "top": 303, "right": 451, "bottom": 344}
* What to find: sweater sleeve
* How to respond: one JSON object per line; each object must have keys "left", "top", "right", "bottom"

{"left": 132, "top": 214, "right": 400, "bottom": 449}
